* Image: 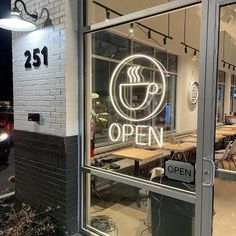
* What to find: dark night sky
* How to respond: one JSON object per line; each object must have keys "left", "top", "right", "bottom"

{"left": 0, "top": 0, "right": 13, "bottom": 101}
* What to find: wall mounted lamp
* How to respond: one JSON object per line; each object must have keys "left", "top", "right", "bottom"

{"left": 0, "top": 0, "right": 52, "bottom": 32}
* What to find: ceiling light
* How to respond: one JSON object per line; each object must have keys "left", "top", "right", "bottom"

{"left": 163, "top": 37, "right": 167, "bottom": 45}
{"left": 223, "top": 62, "right": 225, "bottom": 67}
{"left": 228, "top": 64, "right": 231, "bottom": 69}
{"left": 105, "top": 9, "right": 110, "bottom": 21}
{"left": 184, "top": 46, "right": 188, "bottom": 54}
{"left": 129, "top": 23, "right": 134, "bottom": 34}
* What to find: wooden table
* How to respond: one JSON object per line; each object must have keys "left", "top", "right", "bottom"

{"left": 223, "top": 125, "right": 236, "bottom": 128}
{"left": 112, "top": 148, "right": 163, "bottom": 174}
{"left": 182, "top": 134, "right": 225, "bottom": 143}
{"left": 151, "top": 142, "right": 196, "bottom": 161}
{"left": 181, "top": 137, "right": 198, "bottom": 143}
{"left": 216, "top": 130, "right": 236, "bottom": 136}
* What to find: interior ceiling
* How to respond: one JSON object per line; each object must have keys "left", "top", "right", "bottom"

{"left": 220, "top": 5, "right": 236, "bottom": 44}
{"left": 95, "top": 1, "right": 236, "bottom": 45}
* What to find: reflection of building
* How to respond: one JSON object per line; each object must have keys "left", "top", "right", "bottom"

{"left": 6, "top": 0, "right": 236, "bottom": 235}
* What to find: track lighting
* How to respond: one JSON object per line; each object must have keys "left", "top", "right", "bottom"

{"left": 92, "top": 1, "right": 173, "bottom": 44}
{"left": 221, "top": 60, "right": 236, "bottom": 71}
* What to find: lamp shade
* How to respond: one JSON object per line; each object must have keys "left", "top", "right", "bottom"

{"left": 0, "top": 12, "right": 36, "bottom": 31}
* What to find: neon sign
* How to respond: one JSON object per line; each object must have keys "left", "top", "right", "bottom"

{"left": 108, "top": 54, "right": 167, "bottom": 147}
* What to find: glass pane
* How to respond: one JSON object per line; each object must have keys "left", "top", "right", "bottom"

{"left": 214, "top": 3, "right": 236, "bottom": 236}
{"left": 86, "top": 0, "right": 179, "bottom": 26}
{"left": 85, "top": 174, "right": 195, "bottom": 235}
{"left": 86, "top": 4, "right": 201, "bottom": 193}
{"left": 92, "top": 31, "right": 131, "bottom": 60}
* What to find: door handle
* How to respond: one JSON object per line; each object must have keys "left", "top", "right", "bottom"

{"left": 202, "top": 157, "right": 215, "bottom": 187}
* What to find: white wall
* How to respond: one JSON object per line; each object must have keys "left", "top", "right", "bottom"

{"left": 65, "top": 0, "right": 78, "bottom": 136}
{"left": 12, "top": 0, "right": 78, "bottom": 137}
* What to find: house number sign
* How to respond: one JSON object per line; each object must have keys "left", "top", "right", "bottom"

{"left": 24, "top": 46, "right": 48, "bottom": 68}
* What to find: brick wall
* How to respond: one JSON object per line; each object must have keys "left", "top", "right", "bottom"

{"left": 14, "top": 130, "right": 78, "bottom": 233}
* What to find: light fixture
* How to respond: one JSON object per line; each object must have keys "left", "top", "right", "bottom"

{"left": 129, "top": 23, "right": 134, "bottom": 34}
{"left": 148, "top": 29, "right": 151, "bottom": 39}
{"left": 184, "top": 46, "right": 188, "bottom": 54}
{"left": 105, "top": 9, "right": 110, "bottom": 21}
{"left": 163, "top": 37, "right": 167, "bottom": 45}
{"left": 221, "top": 60, "right": 236, "bottom": 71}
{"left": 0, "top": 0, "right": 52, "bottom": 32}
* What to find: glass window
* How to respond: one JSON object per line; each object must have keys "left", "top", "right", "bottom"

{"left": 92, "top": 31, "right": 131, "bottom": 60}
{"left": 91, "top": 31, "right": 177, "bottom": 145}
{"left": 84, "top": 4, "right": 202, "bottom": 235}
{"left": 86, "top": 174, "right": 195, "bottom": 236}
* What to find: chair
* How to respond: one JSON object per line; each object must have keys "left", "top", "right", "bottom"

{"left": 215, "top": 141, "right": 232, "bottom": 169}
{"left": 227, "top": 139, "right": 236, "bottom": 169}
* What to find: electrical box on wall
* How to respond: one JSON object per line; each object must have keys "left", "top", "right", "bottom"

{"left": 28, "top": 113, "right": 40, "bottom": 122}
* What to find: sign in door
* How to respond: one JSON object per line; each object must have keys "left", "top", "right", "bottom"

{"left": 165, "top": 160, "right": 195, "bottom": 184}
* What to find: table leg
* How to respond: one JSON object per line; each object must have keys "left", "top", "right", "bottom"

{"left": 134, "top": 160, "right": 142, "bottom": 207}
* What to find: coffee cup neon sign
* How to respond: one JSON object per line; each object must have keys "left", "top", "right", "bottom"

{"left": 108, "top": 54, "right": 167, "bottom": 146}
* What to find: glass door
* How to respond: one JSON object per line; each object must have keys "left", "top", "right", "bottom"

{"left": 212, "top": 1, "right": 236, "bottom": 236}
{"left": 78, "top": 0, "right": 216, "bottom": 235}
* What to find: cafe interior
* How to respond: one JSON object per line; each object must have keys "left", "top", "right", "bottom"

{"left": 84, "top": 1, "right": 236, "bottom": 235}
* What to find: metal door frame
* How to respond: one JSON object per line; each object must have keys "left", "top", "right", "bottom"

{"left": 200, "top": 0, "right": 236, "bottom": 235}
{"left": 77, "top": 0, "right": 219, "bottom": 235}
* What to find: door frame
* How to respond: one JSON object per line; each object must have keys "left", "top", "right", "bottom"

{"left": 200, "top": 0, "right": 236, "bottom": 235}
{"left": 77, "top": 0, "right": 222, "bottom": 235}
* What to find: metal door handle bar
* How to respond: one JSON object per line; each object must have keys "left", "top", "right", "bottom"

{"left": 202, "top": 157, "right": 215, "bottom": 187}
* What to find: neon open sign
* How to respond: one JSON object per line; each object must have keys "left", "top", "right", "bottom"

{"left": 108, "top": 54, "right": 167, "bottom": 147}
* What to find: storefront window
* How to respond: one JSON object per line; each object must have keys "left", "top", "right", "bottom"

{"left": 84, "top": 4, "right": 201, "bottom": 235}
{"left": 91, "top": 31, "right": 177, "bottom": 145}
